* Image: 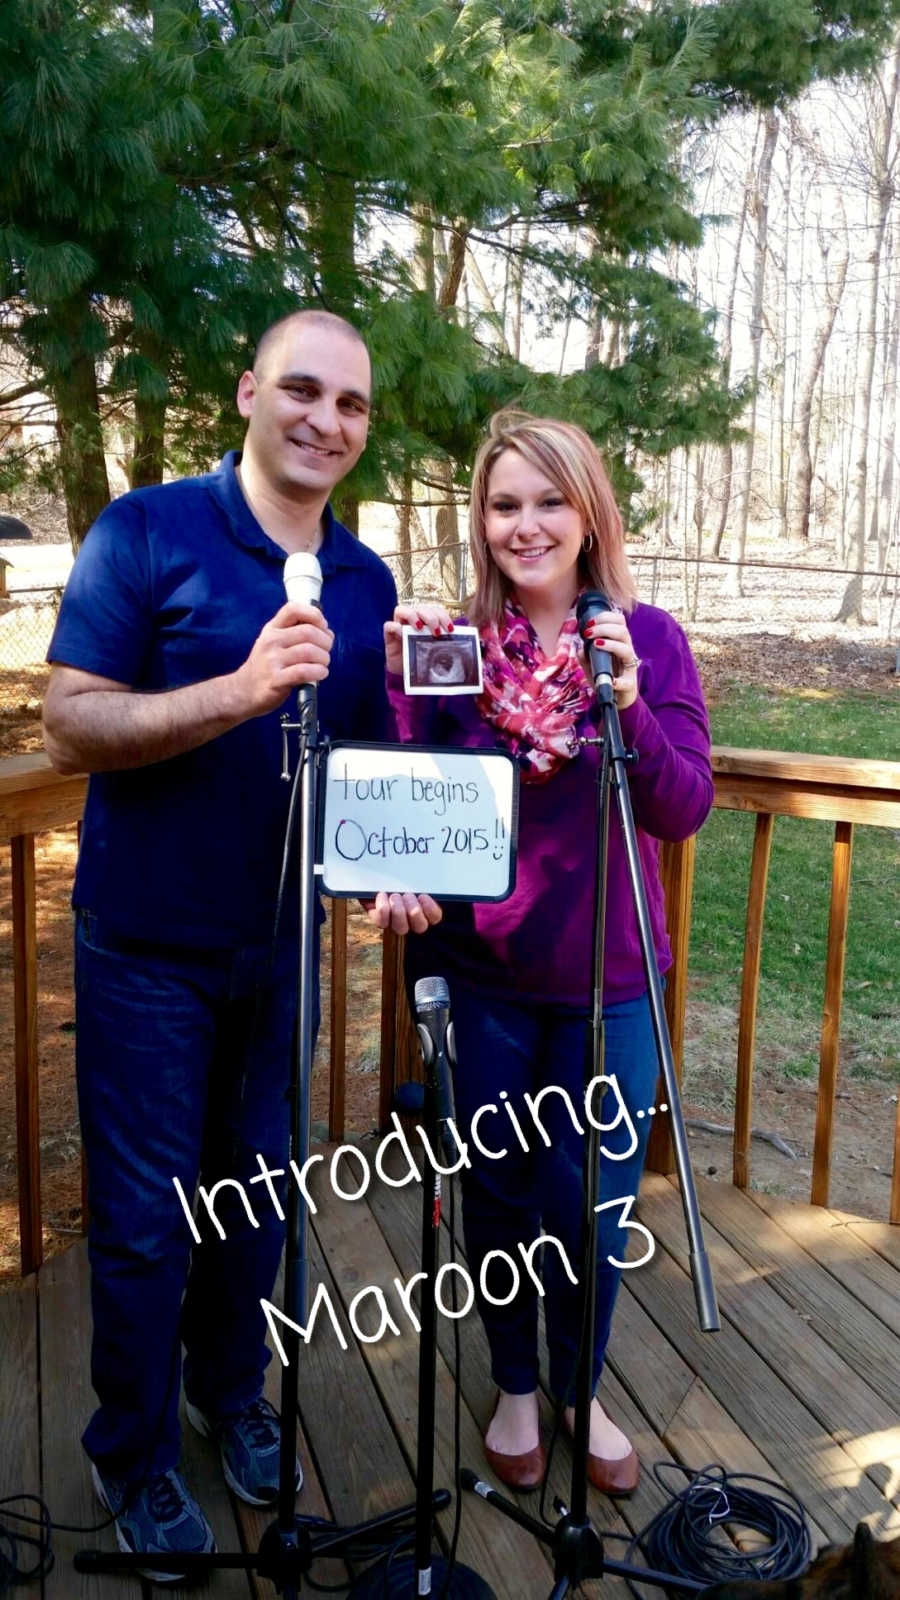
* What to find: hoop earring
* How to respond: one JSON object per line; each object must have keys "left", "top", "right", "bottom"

{"left": 582, "top": 532, "right": 595, "bottom": 553}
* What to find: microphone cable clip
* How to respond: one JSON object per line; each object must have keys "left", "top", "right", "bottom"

{"left": 578, "top": 733, "right": 639, "bottom": 765}
{"left": 280, "top": 702, "right": 327, "bottom": 781}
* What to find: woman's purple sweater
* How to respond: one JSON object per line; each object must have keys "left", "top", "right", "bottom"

{"left": 388, "top": 601, "right": 713, "bottom": 1009}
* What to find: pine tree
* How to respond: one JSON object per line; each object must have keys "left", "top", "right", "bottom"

{"left": 5, "top": 0, "right": 900, "bottom": 542}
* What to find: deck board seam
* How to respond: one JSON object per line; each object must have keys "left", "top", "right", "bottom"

{"left": 625, "top": 1193, "right": 898, "bottom": 1531}
{"left": 742, "top": 1187, "right": 900, "bottom": 1338}
{"left": 665, "top": 1175, "right": 900, "bottom": 1407}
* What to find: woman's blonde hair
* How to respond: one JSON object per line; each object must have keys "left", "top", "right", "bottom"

{"left": 467, "top": 410, "right": 637, "bottom": 626}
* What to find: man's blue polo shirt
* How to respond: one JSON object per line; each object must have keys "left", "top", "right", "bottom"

{"left": 48, "top": 451, "right": 397, "bottom": 947}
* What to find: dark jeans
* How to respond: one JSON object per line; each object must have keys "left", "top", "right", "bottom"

{"left": 446, "top": 984, "right": 659, "bottom": 1400}
{"left": 74, "top": 909, "right": 309, "bottom": 1487}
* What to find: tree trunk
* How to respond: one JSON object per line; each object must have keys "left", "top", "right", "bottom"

{"left": 510, "top": 222, "right": 530, "bottom": 361}
{"left": 776, "top": 139, "right": 791, "bottom": 534}
{"left": 395, "top": 463, "right": 414, "bottom": 598}
{"left": 838, "top": 331, "right": 859, "bottom": 565}
{"left": 51, "top": 298, "right": 111, "bottom": 549}
{"left": 434, "top": 460, "right": 460, "bottom": 599}
{"left": 308, "top": 175, "right": 358, "bottom": 531}
{"left": 131, "top": 327, "right": 168, "bottom": 489}
{"left": 585, "top": 248, "right": 604, "bottom": 369}
{"left": 439, "top": 226, "right": 468, "bottom": 312}
{"left": 429, "top": 222, "right": 470, "bottom": 598}
{"left": 837, "top": 44, "right": 900, "bottom": 624}
{"left": 727, "top": 110, "right": 779, "bottom": 596}
{"left": 690, "top": 446, "right": 706, "bottom": 620}
{"left": 713, "top": 125, "right": 756, "bottom": 558}
{"left": 131, "top": 393, "right": 166, "bottom": 489}
{"left": 866, "top": 230, "right": 893, "bottom": 561}
{"left": 787, "top": 206, "right": 848, "bottom": 542}
{"left": 414, "top": 208, "right": 436, "bottom": 298}
{"left": 878, "top": 264, "right": 900, "bottom": 579}
{"left": 811, "top": 360, "right": 826, "bottom": 521}
{"left": 465, "top": 249, "right": 511, "bottom": 353}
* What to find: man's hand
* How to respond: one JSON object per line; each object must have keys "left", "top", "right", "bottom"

{"left": 233, "top": 601, "right": 334, "bottom": 717}
{"left": 43, "top": 602, "right": 335, "bottom": 775}
{"left": 362, "top": 891, "right": 443, "bottom": 935}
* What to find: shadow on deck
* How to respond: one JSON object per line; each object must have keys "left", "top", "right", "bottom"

{"left": 2, "top": 1163, "right": 898, "bottom": 1599}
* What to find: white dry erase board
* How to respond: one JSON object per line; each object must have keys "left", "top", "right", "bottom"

{"left": 318, "top": 742, "right": 519, "bottom": 900}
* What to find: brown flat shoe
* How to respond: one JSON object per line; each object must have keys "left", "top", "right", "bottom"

{"left": 483, "top": 1439, "right": 547, "bottom": 1494}
{"left": 483, "top": 1394, "right": 546, "bottom": 1493}
{"left": 564, "top": 1408, "right": 639, "bottom": 1497}
{"left": 584, "top": 1444, "right": 639, "bottom": 1498}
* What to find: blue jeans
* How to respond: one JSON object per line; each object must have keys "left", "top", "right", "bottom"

{"left": 74, "top": 909, "right": 309, "bottom": 1487}
{"left": 445, "top": 985, "right": 659, "bottom": 1400}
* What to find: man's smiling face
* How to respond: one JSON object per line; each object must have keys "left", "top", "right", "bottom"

{"left": 236, "top": 318, "right": 371, "bottom": 502}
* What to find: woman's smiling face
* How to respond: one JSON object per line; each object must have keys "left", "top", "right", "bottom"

{"left": 483, "top": 449, "right": 586, "bottom": 609}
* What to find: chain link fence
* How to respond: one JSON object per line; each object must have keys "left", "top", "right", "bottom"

{"left": 0, "top": 586, "right": 61, "bottom": 722}
{"left": 378, "top": 537, "right": 899, "bottom": 640}
{"left": 1, "top": 544, "right": 895, "bottom": 753}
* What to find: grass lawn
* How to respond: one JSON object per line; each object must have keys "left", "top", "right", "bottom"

{"left": 688, "top": 686, "right": 899, "bottom": 1084}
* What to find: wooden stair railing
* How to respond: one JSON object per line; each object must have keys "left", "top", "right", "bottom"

{"left": 3, "top": 745, "right": 899, "bottom": 1277}
{"left": 1, "top": 755, "right": 87, "bottom": 1275}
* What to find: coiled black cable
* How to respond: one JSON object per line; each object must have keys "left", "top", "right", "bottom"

{"left": 0, "top": 1495, "right": 55, "bottom": 1593}
{"left": 618, "top": 1462, "right": 813, "bottom": 1593}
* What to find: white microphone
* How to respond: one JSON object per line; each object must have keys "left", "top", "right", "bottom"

{"left": 283, "top": 551, "right": 322, "bottom": 609}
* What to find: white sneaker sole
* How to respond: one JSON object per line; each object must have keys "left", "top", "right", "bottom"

{"left": 185, "top": 1400, "right": 303, "bottom": 1507}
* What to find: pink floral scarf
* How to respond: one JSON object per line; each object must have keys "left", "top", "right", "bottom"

{"left": 477, "top": 598, "right": 592, "bottom": 783}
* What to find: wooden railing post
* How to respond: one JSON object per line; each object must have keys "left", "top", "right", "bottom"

{"left": 646, "top": 834, "right": 696, "bottom": 1175}
{"left": 733, "top": 812, "right": 775, "bottom": 1189}
{"left": 328, "top": 899, "right": 348, "bottom": 1142}
{"left": 883, "top": 1094, "right": 890, "bottom": 1228}
{"left": 378, "top": 929, "right": 404, "bottom": 1128}
{"left": 12, "top": 832, "right": 42, "bottom": 1275}
{"left": 811, "top": 820, "right": 854, "bottom": 1207}
{"left": 377, "top": 930, "right": 420, "bottom": 1128}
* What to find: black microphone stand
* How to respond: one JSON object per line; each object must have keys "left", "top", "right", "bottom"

{"left": 461, "top": 625, "right": 719, "bottom": 1598}
{"left": 348, "top": 981, "right": 495, "bottom": 1600}
{"left": 76, "top": 684, "right": 445, "bottom": 1595}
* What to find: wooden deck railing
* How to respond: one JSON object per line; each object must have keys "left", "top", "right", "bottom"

{"left": 3, "top": 747, "right": 899, "bottom": 1276}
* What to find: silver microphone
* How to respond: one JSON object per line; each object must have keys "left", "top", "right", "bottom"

{"left": 414, "top": 976, "right": 456, "bottom": 1158}
{"left": 283, "top": 551, "right": 322, "bottom": 609}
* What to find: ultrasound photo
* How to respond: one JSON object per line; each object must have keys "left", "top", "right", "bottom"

{"left": 402, "top": 626, "right": 483, "bottom": 695}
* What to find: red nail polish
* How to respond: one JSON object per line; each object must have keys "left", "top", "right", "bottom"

{"left": 415, "top": 619, "right": 424, "bottom": 629}
{"left": 448, "top": 622, "right": 454, "bottom": 632}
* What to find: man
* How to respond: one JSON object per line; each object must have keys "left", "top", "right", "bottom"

{"left": 43, "top": 309, "right": 439, "bottom": 1579}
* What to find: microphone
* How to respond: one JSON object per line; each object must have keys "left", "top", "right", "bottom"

{"left": 575, "top": 589, "right": 615, "bottom": 702}
{"left": 284, "top": 551, "right": 322, "bottom": 609}
{"left": 283, "top": 552, "right": 323, "bottom": 719}
{"left": 414, "top": 976, "right": 456, "bottom": 1162}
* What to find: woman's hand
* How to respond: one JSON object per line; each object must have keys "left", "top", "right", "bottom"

{"left": 384, "top": 602, "right": 456, "bottom": 677}
{"left": 581, "top": 609, "right": 641, "bottom": 711}
{"left": 361, "top": 891, "right": 443, "bottom": 935}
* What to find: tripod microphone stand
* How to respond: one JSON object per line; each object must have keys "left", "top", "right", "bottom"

{"left": 75, "top": 555, "right": 445, "bottom": 1594}
{"left": 461, "top": 591, "right": 719, "bottom": 1598}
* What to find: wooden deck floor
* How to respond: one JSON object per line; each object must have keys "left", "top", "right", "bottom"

{"left": 2, "top": 1164, "right": 899, "bottom": 1599}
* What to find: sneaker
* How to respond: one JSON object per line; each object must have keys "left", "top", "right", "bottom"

{"left": 186, "top": 1396, "right": 302, "bottom": 1506}
{"left": 91, "top": 1462, "right": 216, "bottom": 1583}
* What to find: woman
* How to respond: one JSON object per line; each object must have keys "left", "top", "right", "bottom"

{"left": 369, "top": 412, "right": 713, "bottom": 1495}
